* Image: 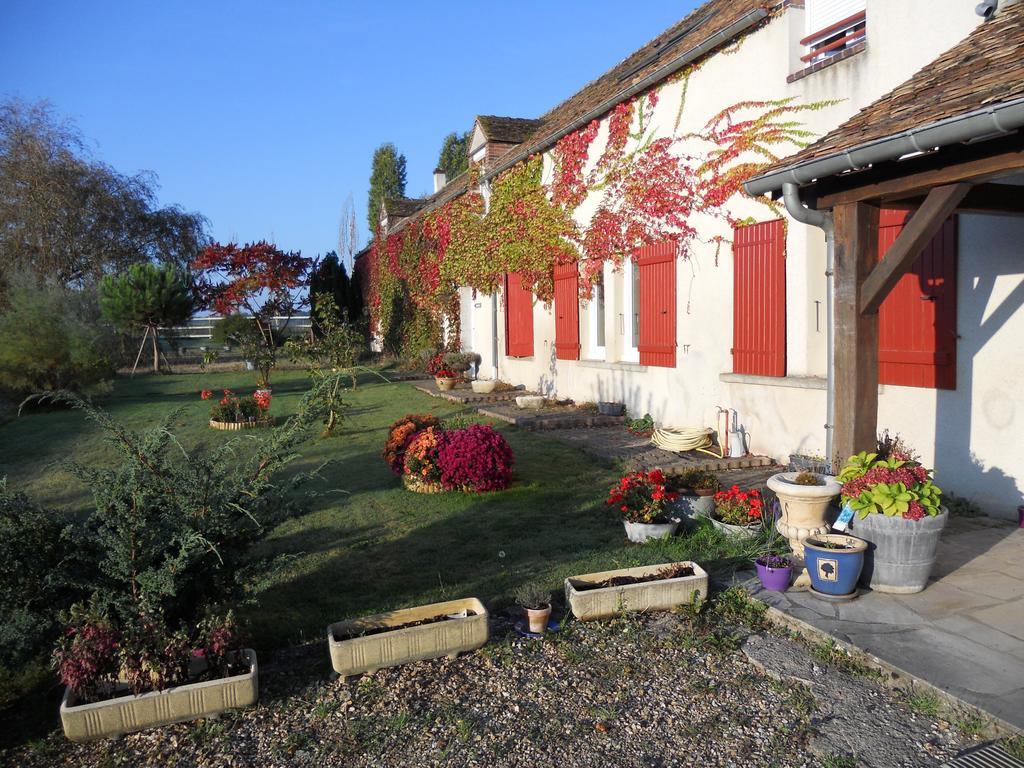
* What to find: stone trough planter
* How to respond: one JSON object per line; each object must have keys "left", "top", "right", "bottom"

{"left": 328, "top": 598, "right": 488, "bottom": 676}
{"left": 515, "top": 395, "right": 546, "bottom": 410}
{"left": 471, "top": 379, "right": 496, "bottom": 394}
{"left": 565, "top": 562, "right": 708, "bottom": 621}
{"left": 60, "top": 649, "right": 258, "bottom": 742}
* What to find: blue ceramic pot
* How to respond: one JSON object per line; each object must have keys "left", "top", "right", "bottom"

{"left": 804, "top": 534, "right": 867, "bottom": 596}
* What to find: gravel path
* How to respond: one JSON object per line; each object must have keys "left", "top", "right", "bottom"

{"left": 3, "top": 601, "right": 980, "bottom": 768}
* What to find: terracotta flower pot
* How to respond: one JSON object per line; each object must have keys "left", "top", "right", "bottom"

{"left": 525, "top": 604, "right": 552, "bottom": 634}
{"left": 435, "top": 377, "right": 458, "bottom": 391}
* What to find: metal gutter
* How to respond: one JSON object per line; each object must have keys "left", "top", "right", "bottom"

{"left": 745, "top": 97, "right": 1024, "bottom": 197}
{"left": 483, "top": 7, "right": 770, "bottom": 183}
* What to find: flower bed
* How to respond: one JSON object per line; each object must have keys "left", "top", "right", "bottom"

{"left": 202, "top": 388, "right": 272, "bottom": 429}
{"left": 384, "top": 414, "right": 514, "bottom": 493}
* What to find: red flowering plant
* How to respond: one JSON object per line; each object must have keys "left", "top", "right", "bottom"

{"left": 607, "top": 469, "right": 679, "bottom": 524}
{"left": 712, "top": 485, "right": 764, "bottom": 527}
{"left": 52, "top": 604, "right": 121, "bottom": 702}
{"left": 383, "top": 414, "right": 442, "bottom": 474}
{"left": 838, "top": 435, "right": 942, "bottom": 521}
{"left": 436, "top": 424, "right": 514, "bottom": 492}
{"left": 426, "top": 352, "right": 460, "bottom": 379}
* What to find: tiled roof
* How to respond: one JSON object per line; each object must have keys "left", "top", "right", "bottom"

{"left": 756, "top": 5, "right": 1024, "bottom": 180}
{"left": 386, "top": 171, "right": 472, "bottom": 233}
{"left": 476, "top": 116, "right": 545, "bottom": 144}
{"left": 490, "top": 0, "right": 770, "bottom": 174}
{"left": 383, "top": 197, "right": 428, "bottom": 220}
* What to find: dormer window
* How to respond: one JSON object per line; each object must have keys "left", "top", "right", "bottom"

{"left": 801, "top": 1, "right": 866, "bottom": 66}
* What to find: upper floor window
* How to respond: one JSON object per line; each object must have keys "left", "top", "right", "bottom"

{"left": 802, "top": 0, "right": 866, "bottom": 66}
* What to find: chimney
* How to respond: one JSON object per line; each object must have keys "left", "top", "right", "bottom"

{"left": 433, "top": 169, "right": 447, "bottom": 193}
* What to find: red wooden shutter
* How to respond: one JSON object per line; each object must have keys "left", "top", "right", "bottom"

{"left": 877, "top": 209, "right": 957, "bottom": 389}
{"left": 504, "top": 271, "right": 534, "bottom": 358}
{"left": 553, "top": 263, "right": 580, "bottom": 360}
{"left": 732, "top": 220, "right": 787, "bottom": 377}
{"left": 636, "top": 241, "right": 676, "bottom": 368}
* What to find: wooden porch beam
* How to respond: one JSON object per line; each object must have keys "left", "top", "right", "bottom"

{"left": 832, "top": 202, "right": 880, "bottom": 471}
{"left": 859, "top": 183, "right": 971, "bottom": 316}
{"left": 813, "top": 138, "right": 1024, "bottom": 209}
{"left": 877, "top": 183, "right": 1024, "bottom": 216}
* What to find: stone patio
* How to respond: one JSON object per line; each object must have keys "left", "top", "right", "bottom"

{"left": 412, "top": 380, "right": 530, "bottom": 404}
{"left": 476, "top": 402, "right": 626, "bottom": 430}
{"left": 542, "top": 425, "right": 776, "bottom": 472}
{"left": 749, "top": 514, "right": 1024, "bottom": 731}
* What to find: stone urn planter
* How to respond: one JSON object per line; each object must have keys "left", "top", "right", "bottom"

{"left": 848, "top": 507, "right": 948, "bottom": 593}
{"left": 565, "top": 562, "right": 708, "bottom": 621}
{"left": 60, "top": 649, "right": 258, "bottom": 742}
{"left": 435, "top": 376, "right": 459, "bottom": 391}
{"left": 471, "top": 379, "right": 496, "bottom": 394}
{"left": 328, "top": 598, "right": 488, "bottom": 676}
{"left": 767, "top": 471, "right": 841, "bottom": 587}
{"left": 623, "top": 518, "right": 680, "bottom": 543}
{"left": 515, "top": 395, "right": 545, "bottom": 410}
{"left": 597, "top": 402, "right": 625, "bottom": 416}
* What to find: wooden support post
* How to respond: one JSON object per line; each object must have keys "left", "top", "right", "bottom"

{"left": 832, "top": 202, "right": 879, "bottom": 472}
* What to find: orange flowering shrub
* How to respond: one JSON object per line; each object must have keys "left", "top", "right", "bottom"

{"left": 383, "top": 414, "right": 441, "bottom": 474}
{"left": 403, "top": 426, "right": 443, "bottom": 485}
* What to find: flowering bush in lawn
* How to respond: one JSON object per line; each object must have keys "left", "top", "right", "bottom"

{"left": 205, "top": 389, "right": 267, "bottom": 424}
{"left": 383, "top": 413, "right": 441, "bottom": 474}
{"left": 403, "top": 426, "right": 444, "bottom": 487}
{"left": 713, "top": 485, "right": 763, "bottom": 527}
{"left": 607, "top": 469, "right": 679, "bottom": 524}
{"left": 838, "top": 437, "right": 941, "bottom": 521}
{"left": 436, "top": 424, "right": 514, "bottom": 492}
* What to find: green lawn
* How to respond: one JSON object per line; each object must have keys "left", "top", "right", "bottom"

{"left": 0, "top": 368, "right": 771, "bottom": 653}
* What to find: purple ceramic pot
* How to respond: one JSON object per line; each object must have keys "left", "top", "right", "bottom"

{"left": 755, "top": 558, "right": 792, "bottom": 592}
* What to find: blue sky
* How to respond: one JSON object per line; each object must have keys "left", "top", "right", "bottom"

{"left": 1, "top": 2, "right": 696, "bottom": 260}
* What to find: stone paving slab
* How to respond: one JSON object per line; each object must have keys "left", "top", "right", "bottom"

{"left": 541, "top": 425, "right": 776, "bottom": 472}
{"left": 749, "top": 516, "right": 1024, "bottom": 730}
{"left": 412, "top": 381, "right": 531, "bottom": 404}
{"left": 476, "top": 403, "right": 626, "bottom": 430}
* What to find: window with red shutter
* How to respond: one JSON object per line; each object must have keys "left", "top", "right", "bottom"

{"left": 504, "top": 271, "right": 534, "bottom": 358}
{"left": 732, "top": 220, "right": 787, "bottom": 377}
{"left": 877, "top": 209, "right": 957, "bottom": 390}
{"left": 553, "top": 263, "right": 580, "bottom": 360}
{"left": 636, "top": 242, "right": 676, "bottom": 368}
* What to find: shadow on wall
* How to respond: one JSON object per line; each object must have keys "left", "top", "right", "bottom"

{"left": 933, "top": 215, "right": 1024, "bottom": 518}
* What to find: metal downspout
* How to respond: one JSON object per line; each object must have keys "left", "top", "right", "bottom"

{"left": 782, "top": 183, "right": 836, "bottom": 466}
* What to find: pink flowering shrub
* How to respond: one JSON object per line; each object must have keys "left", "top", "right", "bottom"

{"left": 435, "top": 424, "right": 514, "bottom": 492}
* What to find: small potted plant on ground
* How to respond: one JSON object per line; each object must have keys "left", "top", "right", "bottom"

{"left": 709, "top": 485, "right": 763, "bottom": 537}
{"left": 668, "top": 469, "right": 719, "bottom": 519}
{"left": 427, "top": 353, "right": 461, "bottom": 391}
{"left": 838, "top": 433, "right": 947, "bottom": 594}
{"left": 804, "top": 533, "right": 867, "bottom": 599}
{"left": 608, "top": 469, "right": 681, "bottom": 543}
{"left": 515, "top": 581, "right": 552, "bottom": 634}
{"left": 754, "top": 553, "right": 793, "bottom": 592}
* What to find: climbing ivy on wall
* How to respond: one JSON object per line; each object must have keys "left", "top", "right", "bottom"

{"left": 363, "top": 56, "right": 832, "bottom": 344}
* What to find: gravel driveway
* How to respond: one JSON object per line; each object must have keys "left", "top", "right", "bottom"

{"left": 2, "top": 595, "right": 981, "bottom": 768}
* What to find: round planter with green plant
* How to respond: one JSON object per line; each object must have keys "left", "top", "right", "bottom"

{"left": 514, "top": 581, "right": 552, "bottom": 634}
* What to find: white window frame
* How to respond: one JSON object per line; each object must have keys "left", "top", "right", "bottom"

{"left": 621, "top": 258, "right": 640, "bottom": 363}
{"left": 586, "top": 281, "right": 606, "bottom": 360}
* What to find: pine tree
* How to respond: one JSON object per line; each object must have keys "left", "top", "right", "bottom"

{"left": 367, "top": 143, "right": 407, "bottom": 231}
{"left": 98, "top": 263, "right": 193, "bottom": 374}
{"left": 309, "top": 252, "right": 352, "bottom": 331}
{"left": 436, "top": 131, "right": 469, "bottom": 181}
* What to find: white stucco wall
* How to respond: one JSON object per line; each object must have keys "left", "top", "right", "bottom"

{"left": 456, "top": 3, "right": 1024, "bottom": 518}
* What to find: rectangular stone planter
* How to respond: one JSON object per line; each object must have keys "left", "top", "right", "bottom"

{"left": 328, "top": 598, "right": 488, "bottom": 676}
{"left": 60, "top": 649, "right": 258, "bottom": 742}
{"left": 565, "top": 562, "right": 708, "bottom": 621}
